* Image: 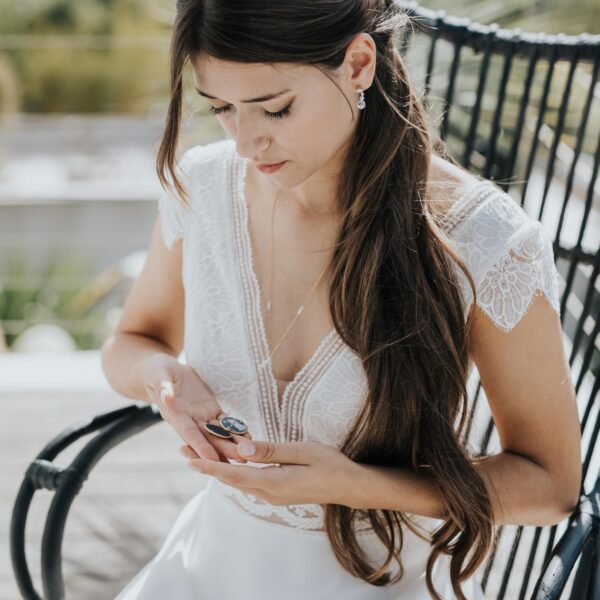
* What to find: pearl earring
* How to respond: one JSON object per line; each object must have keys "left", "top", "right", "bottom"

{"left": 356, "top": 88, "right": 366, "bottom": 110}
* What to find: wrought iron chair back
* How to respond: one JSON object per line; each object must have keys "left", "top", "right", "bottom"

{"left": 394, "top": 1, "right": 600, "bottom": 598}
{"left": 10, "top": 2, "right": 600, "bottom": 598}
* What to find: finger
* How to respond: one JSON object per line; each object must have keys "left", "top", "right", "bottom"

{"left": 200, "top": 418, "right": 251, "bottom": 464}
{"left": 179, "top": 443, "right": 231, "bottom": 464}
{"left": 188, "top": 458, "right": 280, "bottom": 489}
{"left": 179, "top": 444, "right": 198, "bottom": 459}
{"left": 186, "top": 458, "right": 266, "bottom": 495}
{"left": 155, "top": 383, "right": 222, "bottom": 462}
{"left": 231, "top": 431, "right": 253, "bottom": 443}
{"left": 158, "top": 378, "right": 175, "bottom": 403}
{"left": 228, "top": 430, "right": 254, "bottom": 458}
{"left": 235, "top": 440, "right": 310, "bottom": 465}
{"left": 207, "top": 417, "right": 254, "bottom": 461}
{"left": 172, "top": 415, "right": 222, "bottom": 462}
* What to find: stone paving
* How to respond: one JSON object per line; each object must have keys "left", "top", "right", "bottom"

{"left": 1, "top": 352, "right": 208, "bottom": 599}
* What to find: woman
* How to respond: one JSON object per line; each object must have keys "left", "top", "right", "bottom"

{"left": 102, "top": 1, "right": 582, "bottom": 598}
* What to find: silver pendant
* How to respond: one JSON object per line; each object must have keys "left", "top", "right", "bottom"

{"left": 219, "top": 415, "right": 249, "bottom": 435}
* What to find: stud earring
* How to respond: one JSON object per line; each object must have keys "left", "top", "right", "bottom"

{"left": 356, "top": 88, "right": 366, "bottom": 110}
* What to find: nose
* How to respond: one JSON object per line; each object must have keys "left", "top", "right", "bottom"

{"left": 233, "top": 114, "right": 271, "bottom": 159}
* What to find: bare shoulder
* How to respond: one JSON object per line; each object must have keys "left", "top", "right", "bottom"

{"left": 426, "top": 154, "right": 484, "bottom": 220}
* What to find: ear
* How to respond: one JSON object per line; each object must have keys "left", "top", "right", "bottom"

{"left": 343, "top": 32, "right": 377, "bottom": 90}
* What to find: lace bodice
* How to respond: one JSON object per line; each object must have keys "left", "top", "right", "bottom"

{"left": 157, "top": 138, "right": 561, "bottom": 532}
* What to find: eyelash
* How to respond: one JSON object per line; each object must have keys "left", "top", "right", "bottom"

{"left": 208, "top": 102, "right": 293, "bottom": 120}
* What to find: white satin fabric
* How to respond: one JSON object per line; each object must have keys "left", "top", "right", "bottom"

{"left": 115, "top": 477, "right": 486, "bottom": 599}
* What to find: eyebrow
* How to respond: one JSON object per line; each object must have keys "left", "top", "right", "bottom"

{"left": 195, "top": 87, "right": 292, "bottom": 103}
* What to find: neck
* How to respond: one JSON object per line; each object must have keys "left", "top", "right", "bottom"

{"left": 249, "top": 163, "right": 341, "bottom": 221}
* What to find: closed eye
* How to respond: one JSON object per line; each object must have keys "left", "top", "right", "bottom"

{"left": 208, "top": 102, "right": 293, "bottom": 120}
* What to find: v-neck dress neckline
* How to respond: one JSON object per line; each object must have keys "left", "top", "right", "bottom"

{"left": 230, "top": 145, "right": 344, "bottom": 442}
{"left": 228, "top": 144, "right": 496, "bottom": 443}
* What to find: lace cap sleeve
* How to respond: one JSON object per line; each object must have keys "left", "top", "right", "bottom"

{"left": 449, "top": 188, "right": 562, "bottom": 332}
{"left": 156, "top": 146, "right": 202, "bottom": 249}
{"left": 476, "top": 221, "right": 561, "bottom": 332}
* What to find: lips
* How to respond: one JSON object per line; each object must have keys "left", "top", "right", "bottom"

{"left": 255, "top": 160, "right": 287, "bottom": 174}
{"left": 256, "top": 161, "right": 285, "bottom": 167}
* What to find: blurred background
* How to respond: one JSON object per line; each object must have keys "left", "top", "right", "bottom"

{"left": 0, "top": 0, "right": 598, "bottom": 356}
{"left": 0, "top": 1, "right": 598, "bottom": 598}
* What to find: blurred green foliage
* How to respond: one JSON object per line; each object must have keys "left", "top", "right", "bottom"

{"left": 18, "top": 48, "right": 167, "bottom": 112}
{"left": 0, "top": 0, "right": 598, "bottom": 114}
{"left": 0, "top": 250, "right": 108, "bottom": 350}
{"left": 0, "top": 0, "right": 151, "bottom": 36}
{"left": 0, "top": 0, "right": 172, "bottom": 113}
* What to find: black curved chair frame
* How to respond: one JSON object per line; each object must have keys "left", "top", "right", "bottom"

{"left": 10, "top": 403, "right": 600, "bottom": 600}
{"left": 11, "top": 404, "right": 163, "bottom": 600}
{"left": 10, "top": 2, "right": 600, "bottom": 599}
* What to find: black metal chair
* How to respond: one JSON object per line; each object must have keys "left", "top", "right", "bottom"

{"left": 394, "top": 2, "right": 600, "bottom": 598}
{"left": 10, "top": 2, "right": 600, "bottom": 598}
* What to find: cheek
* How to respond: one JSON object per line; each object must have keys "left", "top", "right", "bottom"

{"left": 318, "top": 117, "right": 353, "bottom": 165}
{"left": 291, "top": 103, "right": 346, "bottom": 150}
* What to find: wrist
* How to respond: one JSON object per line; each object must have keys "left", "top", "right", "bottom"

{"left": 342, "top": 462, "right": 448, "bottom": 519}
{"left": 339, "top": 461, "right": 373, "bottom": 509}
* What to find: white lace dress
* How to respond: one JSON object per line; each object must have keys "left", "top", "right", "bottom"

{"left": 114, "top": 139, "right": 561, "bottom": 600}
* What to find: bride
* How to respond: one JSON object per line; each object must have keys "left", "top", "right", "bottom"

{"left": 101, "top": 1, "right": 582, "bottom": 598}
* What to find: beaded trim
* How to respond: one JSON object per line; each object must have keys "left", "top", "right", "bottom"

{"left": 283, "top": 328, "right": 341, "bottom": 442}
{"left": 230, "top": 144, "right": 345, "bottom": 444}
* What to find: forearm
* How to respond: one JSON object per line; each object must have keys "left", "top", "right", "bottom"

{"left": 101, "top": 332, "right": 179, "bottom": 402}
{"left": 350, "top": 451, "right": 577, "bottom": 527}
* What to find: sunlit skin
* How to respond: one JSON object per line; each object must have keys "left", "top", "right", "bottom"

{"left": 191, "top": 32, "right": 376, "bottom": 221}
{"left": 171, "top": 34, "right": 582, "bottom": 526}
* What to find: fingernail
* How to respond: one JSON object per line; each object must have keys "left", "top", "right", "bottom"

{"left": 160, "top": 381, "right": 174, "bottom": 401}
{"left": 239, "top": 442, "right": 256, "bottom": 456}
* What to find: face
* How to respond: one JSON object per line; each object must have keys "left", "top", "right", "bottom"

{"left": 190, "top": 34, "right": 375, "bottom": 199}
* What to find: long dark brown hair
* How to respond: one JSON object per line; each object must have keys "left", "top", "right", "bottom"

{"left": 157, "top": 1, "right": 497, "bottom": 598}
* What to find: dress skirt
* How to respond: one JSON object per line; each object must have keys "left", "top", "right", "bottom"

{"left": 114, "top": 477, "right": 485, "bottom": 600}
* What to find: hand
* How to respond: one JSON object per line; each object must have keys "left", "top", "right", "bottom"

{"left": 180, "top": 439, "right": 359, "bottom": 507}
{"left": 141, "top": 354, "right": 253, "bottom": 464}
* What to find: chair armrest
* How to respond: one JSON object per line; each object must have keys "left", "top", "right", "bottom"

{"left": 10, "top": 403, "right": 162, "bottom": 600}
{"left": 531, "top": 475, "right": 600, "bottom": 599}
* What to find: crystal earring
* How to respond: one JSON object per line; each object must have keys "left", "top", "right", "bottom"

{"left": 356, "top": 87, "right": 366, "bottom": 110}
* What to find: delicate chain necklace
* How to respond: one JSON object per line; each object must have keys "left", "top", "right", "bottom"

{"left": 241, "top": 187, "right": 330, "bottom": 394}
